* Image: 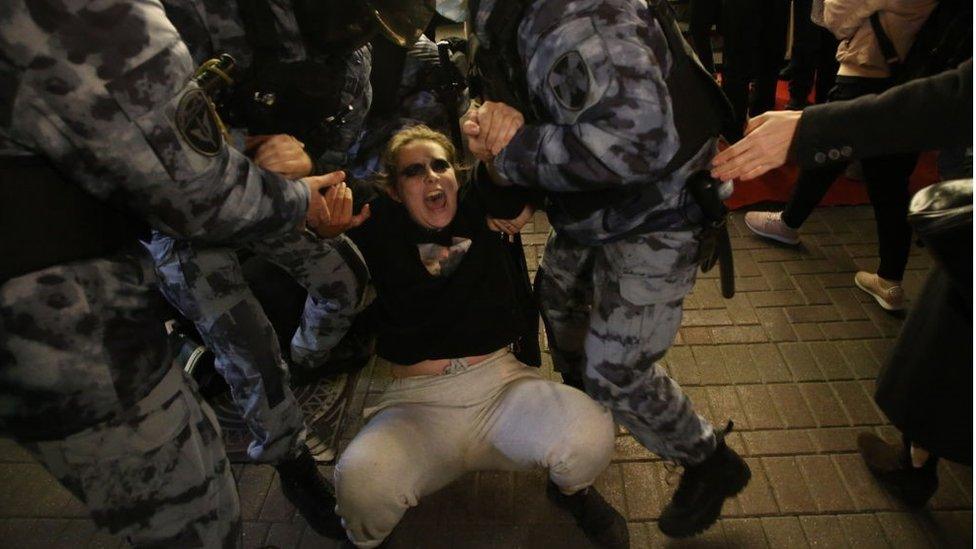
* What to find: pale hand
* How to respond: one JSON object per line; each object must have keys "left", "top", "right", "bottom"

{"left": 710, "top": 110, "right": 803, "bottom": 181}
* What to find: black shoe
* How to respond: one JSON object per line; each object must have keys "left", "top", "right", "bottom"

{"left": 276, "top": 448, "right": 346, "bottom": 539}
{"left": 546, "top": 481, "right": 630, "bottom": 548}
{"left": 857, "top": 433, "right": 938, "bottom": 507}
{"left": 658, "top": 421, "right": 751, "bottom": 538}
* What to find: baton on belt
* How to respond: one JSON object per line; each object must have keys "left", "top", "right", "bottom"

{"left": 687, "top": 171, "right": 735, "bottom": 298}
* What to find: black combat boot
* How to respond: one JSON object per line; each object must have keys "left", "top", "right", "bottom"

{"left": 658, "top": 421, "right": 751, "bottom": 538}
{"left": 275, "top": 448, "right": 346, "bottom": 539}
{"left": 857, "top": 432, "right": 938, "bottom": 507}
{"left": 546, "top": 481, "right": 629, "bottom": 548}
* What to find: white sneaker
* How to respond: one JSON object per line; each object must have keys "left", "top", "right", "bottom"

{"left": 743, "top": 211, "right": 800, "bottom": 245}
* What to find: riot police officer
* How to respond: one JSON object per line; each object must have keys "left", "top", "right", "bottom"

{"left": 148, "top": 0, "right": 435, "bottom": 537}
{"left": 464, "top": 0, "right": 751, "bottom": 538}
{"left": 0, "top": 0, "right": 354, "bottom": 545}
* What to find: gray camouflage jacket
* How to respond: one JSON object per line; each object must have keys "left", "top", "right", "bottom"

{"left": 474, "top": 0, "right": 716, "bottom": 243}
{"left": 0, "top": 0, "right": 309, "bottom": 244}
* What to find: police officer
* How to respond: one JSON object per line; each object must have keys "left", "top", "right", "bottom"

{"left": 464, "top": 0, "right": 751, "bottom": 538}
{"left": 0, "top": 0, "right": 355, "bottom": 545}
{"left": 145, "top": 0, "right": 435, "bottom": 537}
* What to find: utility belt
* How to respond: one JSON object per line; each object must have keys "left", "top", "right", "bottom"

{"left": 0, "top": 156, "right": 147, "bottom": 285}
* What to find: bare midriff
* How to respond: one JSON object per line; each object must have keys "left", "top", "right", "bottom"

{"left": 389, "top": 352, "right": 496, "bottom": 378}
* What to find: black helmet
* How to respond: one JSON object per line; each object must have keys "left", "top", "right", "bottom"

{"left": 294, "top": 0, "right": 436, "bottom": 53}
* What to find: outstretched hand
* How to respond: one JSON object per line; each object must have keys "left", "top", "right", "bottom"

{"left": 247, "top": 133, "right": 314, "bottom": 179}
{"left": 710, "top": 110, "right": 803, "bottom": 181}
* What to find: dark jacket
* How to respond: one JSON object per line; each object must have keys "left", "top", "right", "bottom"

{"left": 794, "top": 59, "right": 973, "bottom": 168}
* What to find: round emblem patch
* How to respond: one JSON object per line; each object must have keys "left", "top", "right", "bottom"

{"left": 548, "top": 50, "right": 590, "bottom": 111}
{"left": 175, "top": 88, "right": 223, "bottom": 156}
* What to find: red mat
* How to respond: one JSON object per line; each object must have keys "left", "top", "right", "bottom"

{"left": 724, "top": 81, "right": 940, "bottom": 210}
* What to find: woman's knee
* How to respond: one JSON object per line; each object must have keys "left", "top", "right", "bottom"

{"left": 550, "top": 389, "right": 616, "bottom": 477}
{"left": 334, "top": 436, "right": 420, "bottom": 517}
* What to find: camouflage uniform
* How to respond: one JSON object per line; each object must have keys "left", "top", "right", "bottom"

{"left": 473, "top": 0, "right": 719, "bottom": 464}
{"left": 148, "top": 0, "right": 370, "bottom": 463}
{"left": 0, "top": 0, "right": 329, "bottom": 544}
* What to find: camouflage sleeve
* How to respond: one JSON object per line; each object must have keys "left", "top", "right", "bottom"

{"left": 0, "top": 0, "right": 308, "bottom": 244}
{"left": 493, "top": 0, "right": 680, "bottom": 193}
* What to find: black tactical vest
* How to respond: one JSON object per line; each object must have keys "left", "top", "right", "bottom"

{"left": 469, "top": 0, "right": 736, "bottom": 227}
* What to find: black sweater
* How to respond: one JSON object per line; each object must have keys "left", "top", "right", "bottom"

{"left": 347, "top": 180, "right": 530, "bottom": 365}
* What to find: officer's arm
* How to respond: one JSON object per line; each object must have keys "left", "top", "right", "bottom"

{"left": 8, "top": 0, "right": 310, "bottom": 244}
{"left": 492, "top": 0, "right": 679, "bottom": 193}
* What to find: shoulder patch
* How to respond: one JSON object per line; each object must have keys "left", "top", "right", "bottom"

{"left": 176, "top": 88, "right": 222, "bottom": 157}
{"left": 547, "top": 50, "right": 590, "bottom": 111}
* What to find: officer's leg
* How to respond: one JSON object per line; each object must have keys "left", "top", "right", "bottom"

{"left": 584, "top": 231, "right": 716, "bottom": 464}
{"left": 585, "top": 232, "right": 750, "bottom": 537}
{"left": 248, "top": 232, "right": 368, "bottom": 371}
{"left": 149, "top": 235, "right": 345, "bottom": 538}
{"left": 537, "top": 231, "right": 597, "bottom": 391}
{"left": 0, "top": 257, "right": 241, "bottom": 548}
{"left": 148, "top": 234, "right": 306, "bottom": 463}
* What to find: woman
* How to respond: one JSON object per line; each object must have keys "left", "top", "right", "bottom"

{"left": 743, "top": 0, "right": 937, "bottom": 311}
{"left": 334, "top": 126, "right": 627, "bottom": 548}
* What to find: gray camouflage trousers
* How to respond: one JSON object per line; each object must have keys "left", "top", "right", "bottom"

{"left": 0, "top": 254, "right": 240, "bottom": 547}
{"left": 148, "top": 231, "right": 367, "bottom": 463}
{"left": 538, "top": 229, "right": 718, "bottom": 465}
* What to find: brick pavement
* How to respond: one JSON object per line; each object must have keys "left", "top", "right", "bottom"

{"left": 0, "top": 206, "right": 971, "bottom": 548}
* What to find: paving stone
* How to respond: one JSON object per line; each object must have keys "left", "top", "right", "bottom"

{"left": 258, "top": 472, "right": 297, "bottom": 522}
{"left": 795, "top": 455, "right": 856, "bottom": 512}
{"left": 825, "top": 288, "right": 869, "bottom": 320}
{"left": 242, "top": 521, "right": 270, "bottom": 549}
{"left": 510, "top": 469, "right": 569, "bottom": 525}
{"left": 725, "top": 293, "right": 760, "bottom": 325}
{"left": 238, "top": 465, "right": 275, "bottom": 521}
{"left": 750, "top": 343, "right": 793, "bottom": 383}
{"left": 723, "top": 517, "right": 770, "bottom": 548}
{"left": 0, "top": 438, "right": 33, "bottom": 463}
{"left": 792, "top": 274, "right": 832, "bottom": 305}
{"left": 836, "top": 513, "right": 890, "bottom": 549}
{"left": 928, "top": 511, "right": 974, "bottom": 549}
{"left": 679, "top": 327, "right": 714, "bottom": 345}
{"left": 299, "top": 526, "right": 343, "bottom": 549}
{"left": 705, "top": 386, "right": 750, "bottom": 430}
{"left": 945, "top": 462, "right": 973, "bottom": 501}
{"left": 799, "top": 383, "right": 850, "bottom": 427}
{"left": 627, "top": 522, "right": 655, "bottom": 549}
{"left": 930, "top": 461, "right": 972, "bottom": 510}
{"left": 691, "top": 346, "right": 732, "bottom": 385}
{"left": 761, "top": 516, "right": 809, "bottom": 548}
{"left": 831, "top": 381, "right": 884, "bottom": 425}
{"left": 736, "top": 386, "right": 784, "bottom": 430}
{"left": 782, "top": 259, "right": 836, "bottom": 275}
{"left": 755, "top": 307, "right": 797, "bottom": 342}
{"left": 592, "top": 464, "right": 628, "bottom": 519}
{"left": 664, "top": 346, "right": 700, "bottom": 386}
{"left": 719, "top": 344, "right": 763, "bottom": 384}
{"left": 0, "top": 463, "right": 78, "bottom": 518}
{"left": 820, "top": 320, "right": 880, "bottom": 340}
{"left": 734, "top": 252, "right": 761, "bottom": 277}
{"left": 807, "top": 341, "right": 855, "bottom": 380}
{"left": 473, "top": 471, "right": 515, "bottom": 524}
{"left": 57, "top": 520, "right": 99, "bottom": 548}
{"left": 265, "top": 521, "right": 306, "bottom": 548}
{"left": 621, "top": 461, "right": 668, "bottom": 521}
{"left": 875, "top": 512, "right": 933, "bottom": 548}
{"left": 693, "top": 279, "right": 729, "bottom": 309}
{"left": 735, "top": 458, "right": 779, "bottom": 515}
{"left": 683, "top": 387, "right": 712, "bottom": 420}
{"left": 791, "top": 322, "right": 826, "bottom": 341}
{"left": 833, "top": 454, "right": 897, "bottom": 511}
{"left": 808, "top": 427, "right": 863, "bottom": 454}
{"left": 740, "top": 430, "right": 816, "bottom": 456}
{"left": 710, "top": 325, "right": 768, "bottom": 344}
{"left": 682, "top": 309, "right": 734, "bottom": 327}
{"left": 613, "top": 435, "right": 655, "bottom": 463}
{"left": 0, "top": 518, "right": 77, "bottom": 549}
{"left": 732, "top": 275, "right": 770, "bottom": 292}
{"left": 778, "top": 343, "right": 825, "bottom": 381}
{"left": 799, "top": 515, "right": 850, "bottom": 549}
{"left": 833, "top": 340, "right": 881, "bottom": 379}
{"left": 748, "top": 290, "right": 807, "bottom": 308}
{"left": 752, "top": 246, "right": 818, "bottom": 263}
{"left": 861, "top": 304, "right": 905, "bottom": 338}
{"left": 784, "top": 305, "right": 841, "bottom": 323}
{"left": 767, "top": 384, "right": 817, "bottom": 428}
{"left": 761, "top": 457, "right": 817, "bottom": 513}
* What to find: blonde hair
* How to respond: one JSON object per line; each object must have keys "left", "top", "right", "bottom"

{"left": 378, "top": 125, "right": 460, "bottom": 192}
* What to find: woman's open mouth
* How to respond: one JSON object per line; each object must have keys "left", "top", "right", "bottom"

{"left": 425, "top": 189, "right": 447, "bottom": 210}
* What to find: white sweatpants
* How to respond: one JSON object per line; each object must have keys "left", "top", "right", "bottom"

{"left": 334, "top": 349, "right": 615, "bottom": 548}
